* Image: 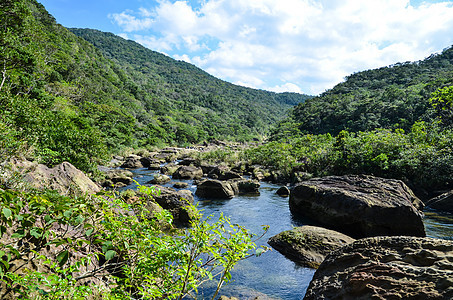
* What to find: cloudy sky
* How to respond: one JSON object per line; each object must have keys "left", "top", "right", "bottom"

{"left": 39, "top": 0, "right": 453, "bottom": 95}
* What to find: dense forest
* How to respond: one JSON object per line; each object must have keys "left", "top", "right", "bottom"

{"left": 0, "top": 0, "right": 309, "bottom": 174}
{"left": 283, "top": 47, "right": 453, "bottom": 135}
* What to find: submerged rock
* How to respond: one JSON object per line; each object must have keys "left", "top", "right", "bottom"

{"left": 268, "top": 226, "right": 355, "bottom": 268}
{"left": 289, "top": 175, "right": 425, "bottom": 238}
{"left": 304, "top": 236, "right": 453, "bottom": 300}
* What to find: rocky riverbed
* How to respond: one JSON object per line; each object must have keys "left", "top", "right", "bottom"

{"left": 96, "top": 147, "right": 453, "bottom": 299}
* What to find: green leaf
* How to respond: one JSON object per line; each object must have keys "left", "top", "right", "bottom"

{"left": 105, "top": 250, "right": 116, "bottom": 261}
{"left": 56, "top": 250, "right": 69, "bottom": 267}
{"left": 2, "top": 208, "right": 12, "bottom": 219}
{"left": 30, "top": 227, "right": 42, "bottom": 239}
{"left": 63, "top": 210, "right": 72, "bottom": 218}
{"left": 11, "top": 229, "right": 25, "bottom": 239}
{"left": 85, "top": 228, "right": 94, "bottom": 237}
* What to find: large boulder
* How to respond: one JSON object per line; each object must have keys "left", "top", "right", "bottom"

{"left": 120, "top": 155, "right": 143, "bottom": 169}
{"left": 196, "top": 179, "right": 237, "bottom": 199}
{"left": 195, "top": 179, "right": 260, "bottom": 199}
{"left": 236, "top": 179, "right": 260, "bottom": 194}
{"left": 152, "top": 185, "right": 195, "bottom": 227}
{"left": 304, "top": 236, "right": 453, "bottom": 300}
{"left": 268, "top": 226, "right": 355, "bottom": 268}
{"left": 102, "top": 169, "right": 134, "bottom": 187}
{"left": 426, "top": 190, "right": 453, "bottom": 213}
{"left": 289, "top": 175, "right": 425, "bottom": 238}
{"left": 172, "top": 165, "right": 203, "bottom": 180}
{"left": 21, "top": 161, "right": 100, "bottom": 195}
{"left": 161, "top": 163, "right": 179, "bottom": 176}
{"left": 147, "top": 174, "right": 171, "bottom": 185}
{"left": 208, "top": 165, "right": 242, "bottom": 180}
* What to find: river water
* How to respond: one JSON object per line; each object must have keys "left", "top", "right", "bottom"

{"left": 123, "top": 167, "right": 453, "bottom": 300}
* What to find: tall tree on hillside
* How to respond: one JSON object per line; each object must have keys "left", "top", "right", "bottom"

{"left": 430, "top": 86, "right": 453, "bottom": 127}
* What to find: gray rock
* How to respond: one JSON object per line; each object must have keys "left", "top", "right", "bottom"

{"left": 196, "top": 179, "right": 236, "bottom": 199}
{"left": 121, "top": 156, "right": 143, "bottom": 169}
{"left": 208, "top": 165, "right": 242, "bottom": 180}
{"left": 178, "top": 157, "right": 198, "bottom": 166}
{"left": 237, "top": 179, "right": 260, "bottom": 194}
{"left": 21, "top": 161, "right": 100, "bottom": 195}
{"left": 304, "top": 236, "right": 453, "bottom": 300}
{"left": 426, "top": 190, "right": 453, "bottom": 213}
{"left": 173, "top": 182, "right": 189, "bottom": 189}
{"left": 173, "top": 165, "right": 203, "bottom": 180}
{"left": 268, "top": 226, "right": 355, "bottom": 268}
{"left": 289, "top": 175, "right": 425, "bottom": 238}
{"left": 148, "top": 174, "right": 171, "bottom": 185}
{"left": 161, "top": 163, "right": 179, "bottom": 176}
{"left": 151, "top": 185, "right": 195, "bottom": 227}
{"left": 102, "top": 169, "right": 134, "bottom": 186}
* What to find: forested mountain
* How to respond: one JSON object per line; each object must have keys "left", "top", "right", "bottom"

{"left": 0, "top": 0, "right": 309, "bottom": 173}
{"left": 284, "top": 46, "right": 453, "bottom": 136}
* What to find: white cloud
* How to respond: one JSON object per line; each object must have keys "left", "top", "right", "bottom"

{"left": 269, "top": 83, "right": 303, "bottom": 93}
{"left": 110, "top": 0, "right": 453, "bottom": 95}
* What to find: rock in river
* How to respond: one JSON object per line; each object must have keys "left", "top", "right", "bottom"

{"left": 196, "top": 179, "right": 236, "bottom": 199}
{"left": 268, "top": 226, "right": 355, "bottom": 268}
{"left": 172, "top": 165, "right": 203, "bottom": 180}
{"left": 151, "top": 185, "right": 195, "bottom": 227}
{"left": 289, "top": 175, "right": 425, "bottom": 238}
{"left": 304, "top": 236, "right": 453, "bottom": 300}
{"left": 195, "top": 179, "right": 260, "bottom": 199}
{"left": 426, "top": 190, "right": 453, "bottom": 213}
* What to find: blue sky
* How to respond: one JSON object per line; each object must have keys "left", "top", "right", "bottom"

{"left": 39, "top": 0, "right": 453, "bottom": 95}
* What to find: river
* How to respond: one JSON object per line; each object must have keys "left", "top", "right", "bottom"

{"left": 123, "top": 167, "right": 453, "bottom": 300}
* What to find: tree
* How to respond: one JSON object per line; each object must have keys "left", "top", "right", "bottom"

{"left": 430, "top": 86, "right": 453, "bottom": 127}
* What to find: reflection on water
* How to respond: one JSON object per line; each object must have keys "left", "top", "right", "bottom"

{"left": 121, "top": 167, "right": 453, "bottom": 299}
{"left": 424, "top": 208, "right": 453, "bottom": 240}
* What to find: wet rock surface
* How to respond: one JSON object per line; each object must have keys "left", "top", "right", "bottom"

{"left": 304, "top": 236, "right": 453, "bottom": 300}
{"left": 290, "top": 175, "right": 425, "bottom": 238}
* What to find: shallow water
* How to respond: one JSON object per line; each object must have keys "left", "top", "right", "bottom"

{"left": 122, "top": 167, "right": 453, "bottom": 299}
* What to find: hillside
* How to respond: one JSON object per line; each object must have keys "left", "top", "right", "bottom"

{"left": 286, "top": 46, "right": 453, "bottom": 135}
{"left": 69, "top": 28, "right": 311, "bottom": 141}
{"left": 0, "top": 0, "right": 309, "bottom": 173}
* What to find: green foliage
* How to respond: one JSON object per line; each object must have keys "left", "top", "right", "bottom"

{"left": 0, "top": 184, "right": 265, "bottom": 299}
{"left": 69, "top": 28, "right": 310, "bottom": 144}
{"left": 243, "top": 123, "right": 453, "bottom": 190}
{"left": 429, "top": 85, "right": 453, "bottom": 127}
